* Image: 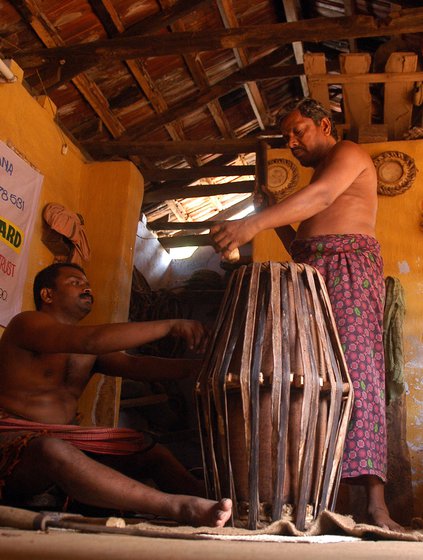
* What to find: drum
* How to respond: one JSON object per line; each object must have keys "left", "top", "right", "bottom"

{"left": 196, "top": 262, "right": 353, "bottom": 530}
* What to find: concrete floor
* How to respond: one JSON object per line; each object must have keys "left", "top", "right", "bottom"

{"left": 0, "top": 526, "right": 422, "bottom": 560}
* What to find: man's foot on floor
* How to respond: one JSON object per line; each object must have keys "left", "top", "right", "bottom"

{"left": 180, "top": 496, "right": 232, "bottom": 527}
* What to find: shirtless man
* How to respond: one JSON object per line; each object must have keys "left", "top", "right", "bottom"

{"left": 0, "top": 262, "right": 232, "bottom": 527}
{"left": 211, "top": 98, "right": 399, "bottom": 530}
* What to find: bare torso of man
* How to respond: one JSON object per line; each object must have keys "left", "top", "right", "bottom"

{"left": 295, "top": 141, "right": 378, "bottom": 240}
{"left": 0, "top": 322, "right": 95, "bottom": 424}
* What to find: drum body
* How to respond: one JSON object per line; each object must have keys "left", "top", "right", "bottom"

{"left": 196, "top": 262, "right": 353, "bottom": 530}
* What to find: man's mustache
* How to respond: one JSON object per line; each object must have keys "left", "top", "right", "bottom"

{"left": 80, "top": 292, "right": 94, "bottom": 303}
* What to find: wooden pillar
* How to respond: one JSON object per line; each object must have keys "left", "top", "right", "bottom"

{"left": 339, "top": 53, "right": 372, "bottom": 141}
{"left": 384, "top": 52, "right": 418, "bottom": 140}
{"left": 303, "top": 53, "right": 330, "bottom": 110}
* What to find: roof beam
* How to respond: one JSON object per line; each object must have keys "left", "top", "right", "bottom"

{"left": 217, "top": 0, "right": 270, "bottom": 129}
{"left": 141, "top": 164, "right": 255, "bottom": 181}
{"left": 127, "top": 52, "right": 302, "bottom": 139}
{"left": 12, "top": 8, "right": 423, "bottom": 71}
{"left": 13, "top": 0, "right": 126, "bottom": 138}
{"left": 144, "top": 180, "right": 254, "bottom": 203}
{"left": 150, "top": 194, "right": 254, "bottom": 230}
{"left": 82, "top": 138, "right": 259, "bottom": 158}
{"left": 281, "top": 0, "right": 309, "bottom": 96}
{"left": 157, "top": 0, "right": 234, "bottom": 140}
{"left": 88, "top": 0, "right": 199, "bottom": 168}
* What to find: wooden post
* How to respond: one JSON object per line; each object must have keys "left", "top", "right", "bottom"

{"left": 255, "top": 140, "right": 269, "bottom": 199}
{"left": 384, "top": 52, "right": 418, "bottom": 140}
{"left": 339, "top": 53, "right": 372, "bottom": 141}
{"left": 303, "top": 53, "right": 330, "bottom": 110}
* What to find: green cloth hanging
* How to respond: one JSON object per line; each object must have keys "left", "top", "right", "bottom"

{"left": 383, "top": 276, "right": 406, "bottom": 405}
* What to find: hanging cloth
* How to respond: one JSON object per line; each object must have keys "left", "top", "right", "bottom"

{"left": 383, "top": 276, "right": 406, "bottom": 405}
{"left": 42, "top": 203, "right": 91, "bottom": 265}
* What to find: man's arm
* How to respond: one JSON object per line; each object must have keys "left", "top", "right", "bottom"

{"left": 7, "top": 311, "right": 207, "bottom": 355}
{"left": 94, "top": 352, "right": 201, "bottom": 382}
{"left": 211, "top": 141, "right": 368, "bottom": 257}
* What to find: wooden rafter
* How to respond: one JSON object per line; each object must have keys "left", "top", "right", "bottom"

{"left": 216, "top": 0, "right": 270, "bottom": 129}
{"left": 13, "top": 0, "right": 125, "bottom": 139}
{"left": 125, "top": 51, "right": 302, "bottom": 140}
{"left": 158, "top": 0, "right": 234, "bottom": 139}
{"left": 141, "top": 164, "right": 255, "bottom": 181}
{"left": 82, "top": 138, "right": 259, "bottom": 157}
{"left": 88, "top": 0, "right": 199, "bottom": 170}
{"left": 281, "top": 0, "right": 309, "bottom": 96}
{"left": 150, "top": 194, "right": 254, "bottom": 230}
{"left": 144, "top": 180, "right": 254, "bottom": 203}
{"left": 13, "top": 8, "right": 423, "bottom": 72}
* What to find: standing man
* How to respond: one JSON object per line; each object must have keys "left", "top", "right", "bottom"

{"left": 0, "top": 262, "right": 232, "bottom": 527}
{"left": 211, "top": 98, "right": 399, "bottom": 530}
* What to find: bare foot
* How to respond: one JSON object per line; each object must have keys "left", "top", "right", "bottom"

{"left": 368, "top": 505, "right": 403, "bottom": 531}
{"left": 178, "top": 496, "right": 232, "bottom": 527}
{"left": 366, "top": 476, "right": 403, "bottom": 531}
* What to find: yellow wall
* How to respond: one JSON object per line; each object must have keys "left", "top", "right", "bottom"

{"left": 254, "top": 142, "right": 423, "bottom": 513}
{"left": 0, "top": 61, "right": 144, "bottom": 426}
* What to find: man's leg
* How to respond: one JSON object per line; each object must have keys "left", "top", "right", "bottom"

{"left": 5, "top": 436, "right": 232, "bottom": 527}
{"left": 91, "top": 442, "right": 205, "bottom": 496}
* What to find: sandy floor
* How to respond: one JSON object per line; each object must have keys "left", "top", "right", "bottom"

{"left": 1, "top": 526, "right": 423, "bottom": 560}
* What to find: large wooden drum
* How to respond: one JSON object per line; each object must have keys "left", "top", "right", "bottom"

{"left": 196, "top": 262, "right": 353, "bottom": 530}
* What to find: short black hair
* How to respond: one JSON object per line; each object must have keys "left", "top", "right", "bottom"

{"left": 33, "top": 263, "right": 86, "bottom": 310}
{"left": 278, "top": 98, "right": 338, "bottom": 141}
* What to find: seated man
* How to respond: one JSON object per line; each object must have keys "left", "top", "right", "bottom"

{"left": 0, "top": 262, "right": 232, "bottom": 527}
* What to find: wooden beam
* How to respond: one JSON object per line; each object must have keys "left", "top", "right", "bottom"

{"left": 13, "top": 8, "right": 423, "bottom": 69}
{"left": 150, "top": 221, "right": 221, "bottom": 230}
{"left": 120, "top": 0, "right": 213, "bottom": 37}
{"left": 141, "top": 165, "right": 255, "bottom": 181}
{"left": 14, "top": 0, "right": 126, "bottom": 139}
{"left": 304, "top": 53, "right": 330, "bottom": 110}
{"left": 127, "top": 54, "right": 304, "bottom": 139}
{"left": 143, "top": 153, "right": 251, "bottom": 196}
{"left": 282, "top": 0, "right": 309, "bottom": 96}
{"left": 307, "top": 71, "right": 423, "bottom": 85}
{"left": 89, "top": 0, "right": 198, "bottom": 170}
{"left": 158, "top": 0, "right": 234, "bottom": 140}
{"left": 384, "top": 52, "right": 418, "bottom": 140}
{"left": 217, "top": 0, "right": 269, "bottom": 129}
{"left": 82, "top": 139, "right": 259, "bottom": 157}
{"left": 344, "top": 0, "right": 358, "bottom": 52}
{"left": 160, "top": 233, "right": 213, "bottom": 248}
{"left": 150, "top": 194, "right": 254, "bottom": 230}
{"left": 144, "top": 180, "right": 254, "bottom": 203}
{"left": 339, "top": 53, "right": 372, "bottom": 140}
{"left": 255, "top": 141, "right": 268, "bottom": 196}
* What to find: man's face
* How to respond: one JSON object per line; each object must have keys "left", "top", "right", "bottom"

{"left": 50, "top": 267, "right": 94, "bottom": 317}
{"left": 280, "top": 110, "right": 330, "bottom": 168}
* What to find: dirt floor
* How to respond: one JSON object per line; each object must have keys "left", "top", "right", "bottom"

{"left": 1, "top": 526, "right": 423, "bottom": 560}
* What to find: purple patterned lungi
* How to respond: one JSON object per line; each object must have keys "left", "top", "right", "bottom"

{"left": 290, "top": 234, "right": 387, "bottom": 481}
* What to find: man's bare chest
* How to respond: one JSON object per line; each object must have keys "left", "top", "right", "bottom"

{"left": 36, "top": 352, "right": 97, "bottom": 388}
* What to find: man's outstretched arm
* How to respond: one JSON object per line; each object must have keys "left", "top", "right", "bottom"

{"left": 94, "top": 352, "right": 202, "bottom": 382}
{"left": 8, "top": 312, "right": 208, "bottom": 356}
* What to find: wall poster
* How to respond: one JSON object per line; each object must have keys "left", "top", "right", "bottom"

{"left": 0, "top": 141, "right": 43, "bottom": 326}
